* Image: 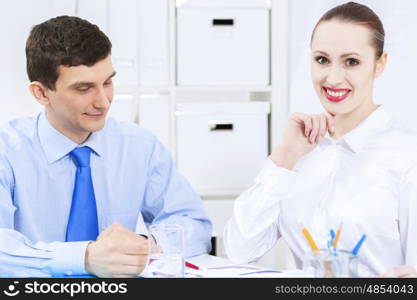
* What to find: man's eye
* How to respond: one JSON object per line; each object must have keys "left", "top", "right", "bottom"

{"left": 104, "top": 80, "right": 112, "bottom": 86}
{"left": 77, "top": 87, "right": 90, "bottom": 92}
{"left": 315, "top": 56, "right": 329, "bottom": 64}
{"left": 346, "top": 58, "right": 360, "bottom": 66}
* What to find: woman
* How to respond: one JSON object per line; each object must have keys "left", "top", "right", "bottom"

{"left": 224, "top": 2, "right": 417, "bottom": 277}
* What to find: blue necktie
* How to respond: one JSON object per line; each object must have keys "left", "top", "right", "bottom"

{"left": 66, "top": 146, "right": 99, "bottom": 242}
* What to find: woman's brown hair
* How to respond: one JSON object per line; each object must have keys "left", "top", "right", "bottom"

{"left": 311, "top": 2, "right": 385, "bottom": 58}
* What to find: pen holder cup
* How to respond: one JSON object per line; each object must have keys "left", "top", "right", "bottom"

{"left": 302, "top": 249, "right": 358, "bottom": 278}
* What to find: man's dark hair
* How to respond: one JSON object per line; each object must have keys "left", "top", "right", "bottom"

{"left": 26, "top": 15, "right": 112, "bottom": 90}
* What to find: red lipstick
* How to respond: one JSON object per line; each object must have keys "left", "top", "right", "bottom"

{"left": 323, "top": 87, "right": 351, "bottom": 102}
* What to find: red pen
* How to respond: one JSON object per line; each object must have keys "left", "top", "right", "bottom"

{"left": 185, "top": 261, "right": 204, "bottom": 270}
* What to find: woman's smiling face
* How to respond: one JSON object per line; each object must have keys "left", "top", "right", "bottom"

{"left": 311, "top": 19, "right": 387, "bottom": 117}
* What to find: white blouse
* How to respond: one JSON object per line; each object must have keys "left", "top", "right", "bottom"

{"left": 224, "top": 107, "right": 417, "bottom": 277}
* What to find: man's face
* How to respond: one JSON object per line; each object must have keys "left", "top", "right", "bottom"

{"left": 45, "top": 55, "right": 115, "bottom": 143}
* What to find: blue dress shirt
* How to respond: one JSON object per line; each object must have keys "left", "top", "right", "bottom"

{"left": 0, "top": 112, "right": 212, "bottom": 277}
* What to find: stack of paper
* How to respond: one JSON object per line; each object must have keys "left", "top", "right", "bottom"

{"left": 185, "top": 264, "right": 305, "bottom": 278}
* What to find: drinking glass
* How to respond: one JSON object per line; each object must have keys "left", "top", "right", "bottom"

{"left": 146, "top": 223, "right": 185, "bottom": 278}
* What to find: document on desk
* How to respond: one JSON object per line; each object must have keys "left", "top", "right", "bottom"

{"left": 134, "top": 212, "right": 148, "bottom": 236}
{"left": 185, "top": 265, "right": 302, "bottom": 278}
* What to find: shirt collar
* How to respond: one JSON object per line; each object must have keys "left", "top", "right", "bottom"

{"left": 319, "top": 106, "right": 393, "bottom": 153}
{"left": 37, "top": 111, "right": 105, "bottom": 164}
{"left": 81, "top": 127, "right": 105, "bottom": 158}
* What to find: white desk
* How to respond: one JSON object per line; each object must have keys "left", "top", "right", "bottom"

{"left": 186, "top": 254, "right": 307, "bottom": 278}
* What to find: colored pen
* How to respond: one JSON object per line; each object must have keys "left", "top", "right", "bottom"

{"left": 185, "top": 261, "right": 204, "bottom": 270}
{"left": 332, "top": 223, "right": 343, "bottom": 249}
{"left": 351, "top": 234, "right": 366, "bottom": 256}
{"left": 328, "top": 230, "right": 336, "bottom": 255}
{"left": 330, "top": 229, "right": 336, "bottom": 242}
{"left": 301, "top": 227, "right": 319, "bottom": 252}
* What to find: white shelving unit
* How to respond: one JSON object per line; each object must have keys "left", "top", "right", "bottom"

{"left": 18, "top": 0, "right": 292, "bottom": 269}
{"left": 0, "top": 0, "right": 295, "bottom": 270}
{"left": 108, "top": 0, "right": 290, "bottom": 165}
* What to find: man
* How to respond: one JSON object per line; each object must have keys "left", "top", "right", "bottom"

{"left": 0, "top": 16, "right": 212, "bottom": 277}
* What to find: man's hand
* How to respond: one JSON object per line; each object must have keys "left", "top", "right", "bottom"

{"left": 85, "top": 223, "right": 148, "bottom": 278}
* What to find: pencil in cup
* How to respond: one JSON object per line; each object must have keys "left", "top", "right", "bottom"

{"left": 301, "top": 227, "right": 319, "bottom": 252}
{"left": 332, "top": 223, "right": 343, "bottom": 249}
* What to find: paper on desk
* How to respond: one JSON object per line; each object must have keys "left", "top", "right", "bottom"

{"left": 185, "top": 264, "right": 286, "bottom": 278}
{"left": 135, "top": 213, "right": 148, "bottom": 236}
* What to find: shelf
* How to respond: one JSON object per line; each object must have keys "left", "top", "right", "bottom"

{"left": 174, "top": 85, "right": 273, "bottom": 92}
{"left": 115, "top": 86, "right": 173, "bottom": 95}
{"left": 115, "top": 85, "right": 273, "bottom": 94}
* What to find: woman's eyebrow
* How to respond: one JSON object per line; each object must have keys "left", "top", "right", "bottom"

{"left": 340, "top": 52, "right": 361, "bottom": 58}
{"left": 313, "top": 50, "right": 361, "bottom": 58}
{"left": 313, "top": 50, "right": 329, "bottom": 56}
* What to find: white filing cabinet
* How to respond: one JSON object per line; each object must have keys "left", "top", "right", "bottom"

{"left": 202, "top": 198, "right": 235, "bottom": 257}
{"left": 176, "top": 102, "right": 269, "bottom": 195}
{"left": 77, "top": 0, "right": 170, "bottom": 87}
{"left": 107, "top": 96, "right": 137, "bottom": 123}
{"left": 138, "top": 94, "right": 171, "bottom": 150}
{"left": 177, "top": 4, "right": 270, "bottom": 86}
{"left": 107, "top": 94, "right": 172, "bottom": 152}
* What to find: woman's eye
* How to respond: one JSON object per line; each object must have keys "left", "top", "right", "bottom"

{"left": 315, "top": 56, "right": 329, "bottom": 64}
{"left": 346, "top": 58, "right": 360, "bottom": 66}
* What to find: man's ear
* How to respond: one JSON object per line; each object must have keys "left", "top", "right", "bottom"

{"left": 28, "top": 81, "right": 51, "bottom": 106}
{"left": 374, "top": 52, "right": 388, "bottom": 78}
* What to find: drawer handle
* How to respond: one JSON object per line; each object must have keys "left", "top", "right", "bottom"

{"left": 209, "top": 122, "right": 234, "bottom": 131}
{"left": 212, "top": 19, "right": 234, "bottom": 26}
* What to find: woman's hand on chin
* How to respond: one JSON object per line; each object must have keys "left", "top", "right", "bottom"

{"left": 270, "top": 111, "right": 334, "bottom": 170}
